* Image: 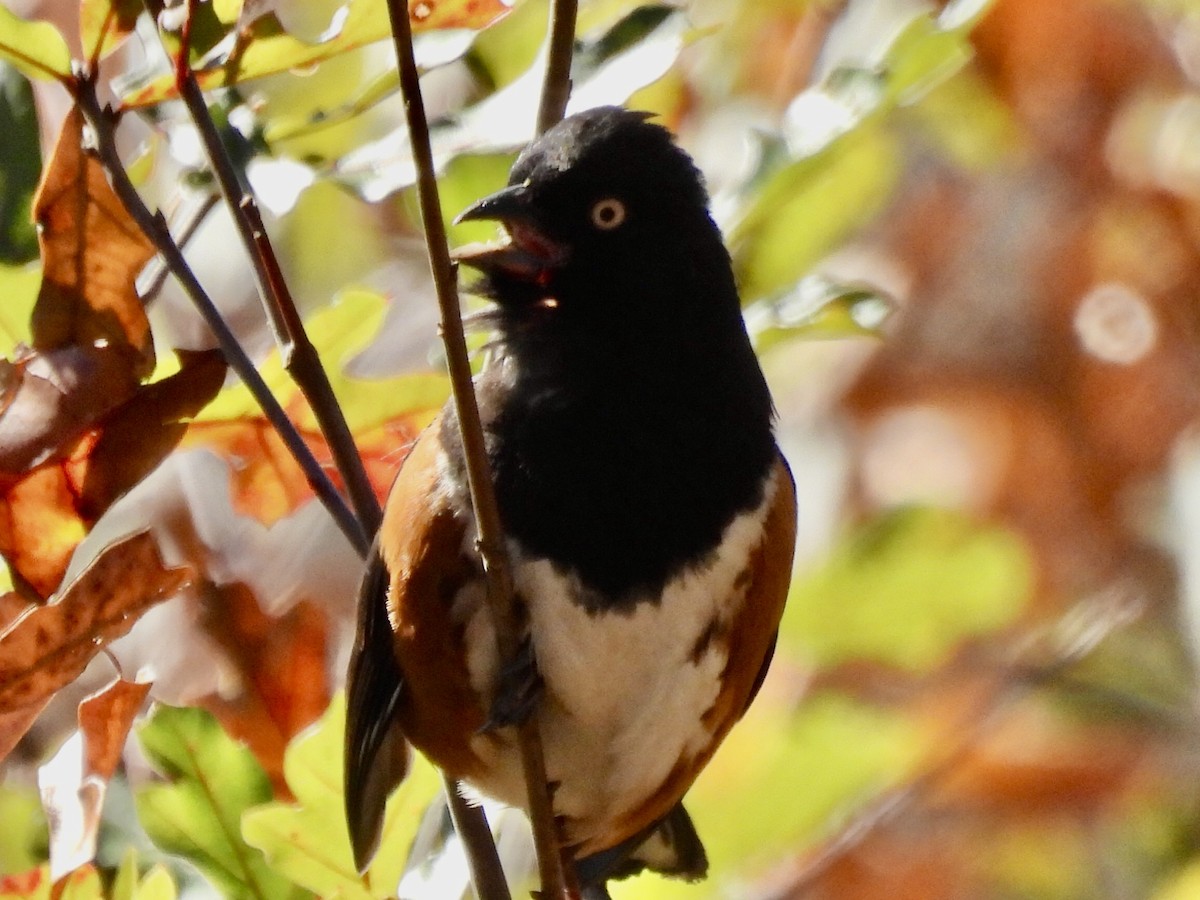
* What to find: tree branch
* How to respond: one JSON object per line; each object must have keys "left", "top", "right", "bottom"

{"left": 536, "top": 0, "right": 579, "bottom": 135}
{"left": 75, "top": 79, "right": 369, "bottom": 557}
{"left": 161, "top": 2, "right": 381, "bottom": 537}
{"left": 382, "top": 2, "right": 574, "bottom": 898}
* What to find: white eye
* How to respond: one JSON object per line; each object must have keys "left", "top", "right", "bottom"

{"left": 590, "top": 198, "right": 627, "bottom": 230}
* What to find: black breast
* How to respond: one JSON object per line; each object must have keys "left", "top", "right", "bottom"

{"left": 440, "top": 303, "right": 776, "bottom": 606}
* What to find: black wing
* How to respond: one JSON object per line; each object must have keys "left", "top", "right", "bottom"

{"left": 344, "top": 540, "right": 409, "bottom": 873}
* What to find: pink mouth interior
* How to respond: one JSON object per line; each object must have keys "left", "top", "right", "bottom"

{"left": 507, "top": 221, "right": 562, "bottom": 264}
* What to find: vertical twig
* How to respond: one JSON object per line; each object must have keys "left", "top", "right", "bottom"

{"left": 382, "top": 2, "right": 574, "bottom": 898}
{"left": 75, "top": 80, "right": 369, "bottom": 556}
{"left": 158, "top": 0, "right": 382, "bottom": 536}
{"left": 536, "top": 0, "right": 579, "bottom": 135}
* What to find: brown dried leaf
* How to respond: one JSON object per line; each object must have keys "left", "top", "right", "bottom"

{"left": 79, "top": 677, "right": 151, "bottom": 781}
{"left": 0, "top": 532, "right": 192, "bottom": 724}
{"left": 31, "top": 106, "right": 155, "bottom": 379}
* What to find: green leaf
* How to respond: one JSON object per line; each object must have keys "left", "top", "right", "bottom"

{"left": 0, "top": 784, "right": 46, "bottom": 875}
{"left": 0, "top": 264, "right": 41, "bottom": 356}
{"left": 733, "top": 122, "right": 899, "bottom": 301}
{"left": 111, "top": 849, "right": 179, "bottom": 900}
{"left": 79, "top": 0, "right": 142, "bottom": 65}
{"left": 748, "top": 277, "right": 893, "bottom": 352}
{"left": 0, "top": 9, "right": 71, "bottom": 83}
{"left": 0, "top": 65, "right": 42, "bottom": 264}
{"left": 135, "top": 705, "right": 308, "bottom": 900}
{"left": 242, "top": 693, "right": 441, "bottom": 899}
{"left": 782, "top": 507, "right": 1033, "bottom": 671}
{"left": 196, "top": 288, "right": 449, "bottom": 433}
{"left": 730, "top": 1, "right": 994, "bottom": 302}
{"left": 122, "top": 0, "right": 511, "bottom": 108}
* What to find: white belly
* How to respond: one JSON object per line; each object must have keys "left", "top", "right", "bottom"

{"left": 451, "top": 470, "right": 779, "bottom": 847}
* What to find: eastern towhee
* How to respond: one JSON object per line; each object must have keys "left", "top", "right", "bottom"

{"left": 345, "top": 106, "right": 797, "bottom": 896}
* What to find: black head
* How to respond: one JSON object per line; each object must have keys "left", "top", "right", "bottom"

{"left": 455, "top": 107, "right": 736, "bottom": 328}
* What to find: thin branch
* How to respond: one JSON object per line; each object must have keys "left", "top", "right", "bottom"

{"left": 75, "top": 79, "right": 369, "bottom": 557}
{"left": 383, "top": 2, "right": 573, "bottom": 898}
{"left": 536, "top": 0, "right": 579, "bottom": 135}
{"left": 138, "top": 191, "right": 218, "bottom": 303}
{"left": 161, "top": 5, "right": 381, "bottom": 537}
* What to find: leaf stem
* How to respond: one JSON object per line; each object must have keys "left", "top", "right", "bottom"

{"left": 382, "top": 1, "right": 573, "bottom": 897}
{"left": 536, "top": 0, "right": 579, "bottom": 135}
{"left": 75, "top": 79, "right": 369, "bottom": 557}
{"left": 163, "top": 1, "right": 381, "bottom": 537}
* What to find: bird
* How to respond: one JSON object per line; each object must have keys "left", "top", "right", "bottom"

{"left": 344, "top": 105, "right": 797, "bottom": 896}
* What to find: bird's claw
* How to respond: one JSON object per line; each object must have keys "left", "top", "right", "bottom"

{"left": 481, "top": 634, "right": 543, "bottom": 731}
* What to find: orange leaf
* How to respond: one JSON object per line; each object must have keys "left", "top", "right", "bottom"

{"left": 39, "top": 680, "right": 151, "bottom": 879}
{"left": 0, "top": 532, "right": 192, "bottom": 744}
{"left": 79, "top": 678, "right": 151, "bottom": 781}
{"left": 192, "top": 582, "right": 330, "bottom": 792}
{"left": 31, "top": 105, "right": 154, "bottom": 379}
{"left": 0, "top": 351, "right": 226, "bottom": 598}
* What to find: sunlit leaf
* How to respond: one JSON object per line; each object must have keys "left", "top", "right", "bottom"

{"left": 0, "top": 9, "right": 71, "bottom": 83}
{"left": 135, "top": 705, "right": 306, "bottom": 900}
{"left": 337, "top": 5, "right": 696, "bottom": 200}
{"left": 748, "top": 277, "right": 893, "bottom": 353}
{"left": 186, "top": 290, "right": 444, "bottom": 522}
{"left": 242, "top": 693, "right": 440, "bottom": 899}
{"left": 0, "top": 533, "right": 192, "bottom": 758}
{"left": 80, "top": 0, "right": 143, "bottom": 65}
{"left": 122, "top": 0, "right": 512, "bottom": 108}
{"left": 33, "top": 106, "right": 155, "bottom": 378}
{"left": 0, "top": 265, "right": 40, "bottom": 356}
{"left": 39, "top": 679, "right": 151, "bottom": 879}
{"left": 51, "top": 864, "right": 102, "bottom": 899}
{"left": 0, "top": 350, "right": 226, "bottom": 597}
{"left": 0, "top": 785, "right": 46, "bottom": 875}
{"left": 111, "top": 847, "right": 179, "bottom": 900}
{"left": 193, "top": 585, "right": 331, "bottom": 791}
{"left": 781, "top": 507, "right": 1033, "bottom": 671}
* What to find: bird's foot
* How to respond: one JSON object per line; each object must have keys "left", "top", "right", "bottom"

{"left": 481, "top": 634, "right": 543, "bottom": 730}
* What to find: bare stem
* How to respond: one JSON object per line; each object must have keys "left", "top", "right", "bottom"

{"left": 383, "top": 2, "right": 573, "bottom": 897}
{"left": 536, "top": 0, "right": 579, "bottom": 135}
{"left": 161, "top": 11, "right": 381, "bottom": 537}
{"left": 76, "top": 80, "right": 369, "bottom": 556}
{"left": 138, "top": 191, "right": 218, "bottom": 303}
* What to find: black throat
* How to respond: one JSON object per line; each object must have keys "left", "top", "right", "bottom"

{"left": 443, "top": 241, "right": 776, "bottom": 608}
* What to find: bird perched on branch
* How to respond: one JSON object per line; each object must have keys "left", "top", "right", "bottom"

{"left": 345, "top": 106, "right": 796, "bottom": 896}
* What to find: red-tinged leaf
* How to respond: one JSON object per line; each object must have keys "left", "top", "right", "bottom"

{"left": 121, "top": 0, "right": 511, "bottom": 107}
{"left": 39, "top": 680, "right": 151, "bottom": 879}
{"left": 0, "top": 591, "right": 33, "bottom": 631}
{"left": 182, "top": 410, "right": 424, "bottom": 526}
{"left": 80, "top": 0, "right": 143, "bottom": 64}
{"left": 193, "top": 582, "right": 330, "bottom": 792}
{"left": 0, "top": 865, "right": 50, "bottom": 900}
{"left": 182, "top": 420, "right": 320, "bottom": 526}
{"left": 65, "top": 350, "right": 228, "bottom": 520}
{"left": 79, "top": 678, "right": 151, "bottom": 781}
{"left": 0, "top": 533, "right": 192, "bottom": 738}
{"left": 0, "top": 351, "right": 226, "bottom": 598}
{"left": 32, "top": 106, "right": 155, "bottom": 379}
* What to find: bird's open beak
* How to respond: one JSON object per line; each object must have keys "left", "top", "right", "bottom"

{"left": 452, "top": 183, "right": 567, "bottom": 280}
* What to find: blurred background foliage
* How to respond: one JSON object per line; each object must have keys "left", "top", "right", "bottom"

{"left": 3, "top": 0, "right": 1200, "bottom": 897}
